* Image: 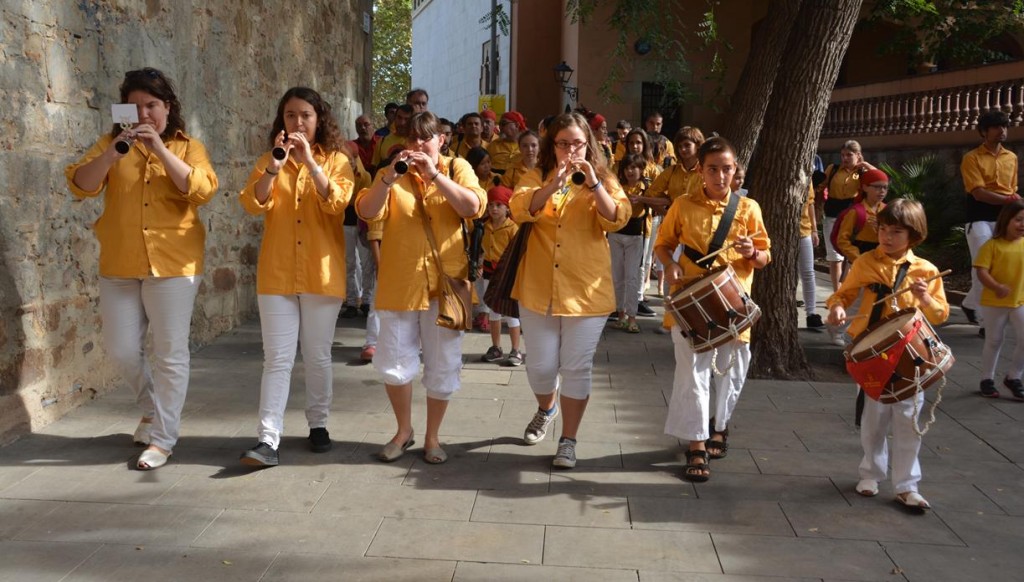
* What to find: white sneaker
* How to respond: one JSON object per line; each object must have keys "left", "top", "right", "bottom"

{"left": 523, "top": 407, "right": 558, "bottom": 445}
{"left": 552, "top": 438, "right": 577, "bottom": 469}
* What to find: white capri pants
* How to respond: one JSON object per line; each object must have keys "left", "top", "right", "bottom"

{"left": 964, "top": 221, "right": 996, "bottom": 316}
{"left": 99, "top": 275, "right": 200, "bottom": 451}
{"left": 664, "top": 327, "right": 751, "bottom": 441}
{"left": 980, "top": 304, "right": 1024, "bottom": 381}
{"left": 859, "top": 392, "right": 923, "bottom": 494}
{"left": 609, "top": 232, "right": 644, "bottom": 317}
{"left": 480, "top": 278, "right": 521, "bottom": 327}
{"left": 256, "top": 293, "right": 343, "bottom": 449}
{"left": 798, "top": 235, "right": 817, "bottom": 316}
{"left": 822, "top": 216, "right": 843, "bottom": 262}
{"left": 374, "top": 300, "right": 464, "bottom": 400}
{"left": 518, "top": 307, "right": 606, "bottom": 400}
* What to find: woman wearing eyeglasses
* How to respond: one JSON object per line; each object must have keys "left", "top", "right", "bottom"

{"left": 356, "top": 111, "right": 486, "bottom": 465}
{"left": 510, "top": 112, "right": 630, "bottom": 469}
{"left": 65, "top": 68, "right": 218, "bottom": 470}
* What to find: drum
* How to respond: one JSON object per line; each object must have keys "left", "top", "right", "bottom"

{"left": 666, "top": 264, "right": 761, "bottom": 353}
{"left": 845, "top": 308, "right": 954, "bottom": 404}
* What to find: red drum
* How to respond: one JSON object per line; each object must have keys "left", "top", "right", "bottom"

{"left": 666, "top": 265, "right": 761, "bottom": 353}
{"left": 845, "top": 308, "right": 954, "bottom": 404}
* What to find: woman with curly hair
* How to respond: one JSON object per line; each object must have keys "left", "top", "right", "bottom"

{"left": 238, "top": 87, "right": 356, "bottom": 467}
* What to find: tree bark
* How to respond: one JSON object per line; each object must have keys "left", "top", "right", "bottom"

{"left": 719, "top": 0, "right": 804, "bottom": 169}
{"left": 747, "top": 0, "right": 863, "bottom": 379}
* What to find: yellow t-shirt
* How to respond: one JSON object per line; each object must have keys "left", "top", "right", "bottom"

{"left": 649, "top": 163, "right": 701, "bottom": 202}
{"left": 501, "top": 162, "right": 535, "bottom": 190}
{"left": 826, "top": 247, "right": 949, "bottom": 338}
{"left": 65, "top": 131, "right": 219, "bottom": 277}
{"left": 961, "top": 144, "right": 1018, "bottom": 196}
{"left": 824, "top": 165, "right": 861, "bottom": 201}
{"left": 510, "top": 169, "right": 631, "bottom": 316}
{"left": 240, "top": 146, "right": 356, "bottom": 298}
{"left": 974, "top": 236, "right": 1024, "bottom": 307}
{"left": 371, "top": 132, "right": 406, "bottom": 169}
{"left": 453, "top": 137, "right": 490, "bottom": 159}
{"left": 487, "top": 138, "right": 521, "bottom": 173}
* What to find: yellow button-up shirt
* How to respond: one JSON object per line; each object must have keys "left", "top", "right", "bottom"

{"left": 974, "top": 237, "right": 1024, "bottom": 307}
{"left": 510, "top": 169, "right": 630, "bottom": 316}
{"left": 649, "top": 163, "right": 701, "bottom": 202}
{"left": 826, "top": 247, "right": 949, "bottom": 338}
{"left": 481, "top": 217, "right": 519, "bottom": 263}
{"left": 65, "top": 131, "right": 218, "bottom": 278}
{"left": 655, "top": 189, "right": 772, "bottom": 338}
{"left": 371, "top": 132, "right": 406, "bottom": 169}
{"left": 835, "top": 201, "right": 882, "bottom": 262}
{"left": 961, "top": 144, "right": 1018, "bottom": 195}
{"left": 240, "top": 146, "right": 355, "bottom": 298}
{"left": 355, "top": 157, "right": 487, "bottom": 311}
{"left": 501, "top": 162, "right": 534, "bottom": 190}
{"left": 453, "top": 138, "right": 490, "bottom": 160}
{"left": 487, "top": 138, "right": 520, "bottom": 173}
{"left": 825, "top": 165, "right": 861, "bottom": 201}
{"left": 799, "top": 183, "right": 815, "bottom": 238}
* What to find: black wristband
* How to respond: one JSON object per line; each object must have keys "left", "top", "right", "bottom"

{"left": 265, "top": 167, "right": 279, "bottom": 176}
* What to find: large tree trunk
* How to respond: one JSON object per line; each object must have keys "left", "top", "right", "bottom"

{"left": 747, "top": 0, "right": 863, "bottom": 379}
{"left": 719, "top": 0, "right": 803, "bottom": 168}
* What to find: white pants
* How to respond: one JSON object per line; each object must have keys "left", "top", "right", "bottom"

{"left": 664, "top": 328, "right": 751, "bottom": 441}
{"left": 859, "top": 392, "right": 923, "bottom": 494}
{"left": 474, "top": 277, "right": 490, "bottom": 317}
{"left": 256, "top": 294, "right": 343, "bottom": 449}
{"left": 964, "top": 221, "right": 996, "bottom": 318}
{"left": 375, "top": 300, "right": 464, "bottom": 400}
{"left": 980, "top": 305, "right": 1024, "bottom": 380}
{"left": 609, "top": 233, "right": 644, "bottom": 317}
{"left": 798, "top": 235, "right": 817, "bottom": 316}
{"left": 518, "top": 308, "right": 606, "bottom": 400}
{"left": 365, "top": 300, "right": 380, "bottom": 348}
{"left": 99, "top": 276, "right": 199, "bottom": 450}
{"left": 822, "top": 216, "right": 843, "bottom": 262}
{"left": 344, "top": 225, "right": 375, "bottom": 304}
{"left": 638, "top": 216, "right": 663, "bottom": 301}
{"left": 481, "top": 279, "right": 521, "bottom": 327}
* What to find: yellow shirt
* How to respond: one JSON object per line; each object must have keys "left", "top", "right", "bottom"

{"left": 826, "top": 247, "right": 949, "bottom": 338}
{"left": 366, "top": 218, "right": 384, "bottom": 242}
{"left": 650, "top": 136, "right": 676, "bottom": 166}
{"left": 835, "top": 201, "right": 882, "bottom": 262}
{"left": 477, "top": 172, "right": 502, "bottom": 190}
{"left": 453, "top": 137, "right": 490, "bottom": 159}
{"left": 799, "top": 183, "right": 815, "bottom": 238}
{"left": 655, "top": 189, "right": 772, "bottom": 338}
{"left": 481, "top": 217, "right": 519, "bottom": 263}
{"left": 371, "top": 133, "right": 406, "bottom": 169}
{"left": 65, "top": 131, "right": 219, "bottom": 278}
{"left": 240, "top": 147, "right": 355, "bottom": 298}
{"left": 649, "top": 163, "right": 701, "bottom": 202}
{"left": 355, "top": 157, "right": 487, "bottom": 311}
{"left": 501, "top": 162, "right": 535, "bottom": 190}
{"left": 487, "top": 138, "right": 521, "bottom": 173}
{"left": 825, "top": 165, "right": 860, "bottom": 201}
{"left": 510, "top": 169, "right": 630, "bottom": 316}
{"left": 961, "top": 144, "right": 1018, "bottom": 195}
{"left": 613, "top": 141, "right": 626, "bottom": 164}
{"left": 974, "top": 237, "right": 1024, "bottom": 307}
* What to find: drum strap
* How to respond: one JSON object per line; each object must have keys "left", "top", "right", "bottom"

{"left": 855, "top": 261, "right": 912, "bottom": 426}
{"left": 681, "top": 192, "right": 740, "bottom": 270}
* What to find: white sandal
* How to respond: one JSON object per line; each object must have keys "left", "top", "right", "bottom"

{"left": 133, "top": 420, "right": 153, "bottom": 446}
{"left": 855, "top": 479, "right": 879, "bottom": 497}
{"left": 895, "top": 491, "right": 931, "bottom": 511}
{"left": 137, "top": 448, "right": 170, "bottom": 471}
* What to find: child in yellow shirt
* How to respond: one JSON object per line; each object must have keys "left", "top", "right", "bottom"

{"left": 478, "top": 185, "right": 524, "bottom": 365}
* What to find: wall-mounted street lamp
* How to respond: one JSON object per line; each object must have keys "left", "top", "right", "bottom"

{"left": 553, "top": 61, "right": 578, "bottom": 103}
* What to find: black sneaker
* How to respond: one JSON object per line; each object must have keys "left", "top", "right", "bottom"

{"left": 1004, "top": 377, "right": 1024, "bottom": 401}
{"left": 340, "top": 305, "right": 359, "bottom": 319}
{"left": 240, "top": 442, "right": 279, "bottom": 467}
{"left": 308, "top": 427, "right": 332, "bottom": 453}
{"left": 962, "top": 305, "right": 978, "bottom": 324}
{"left": 360, "top": 304, "right": 370, "bottom": 317}
{"left": 980, "top": 379, "right": 999, "bottom": 398}
{"left": 806, "top": 314, "right": 825, "bottom": 329}
{"left": 637, "top": 301, "right": 656, "bottom": 317}
{"left": 482, "top": 346, "right": 503, "bottom": 362}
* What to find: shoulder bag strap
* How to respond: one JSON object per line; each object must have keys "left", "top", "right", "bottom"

{"left": 411, "top": 178, "right": 450, "bottom": 279}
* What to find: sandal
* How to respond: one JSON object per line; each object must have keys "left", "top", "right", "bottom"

{"left": 855, "top": 479, "right": 879, "bottom": 497}
{"left": 895, "top": 491, "right": 931, "bottom": 511}
{"left": 378, "top": 433, "right": 415, "bottom": 462}
{"left": 626, "top": 322, "right": 641, "bottom": 334}
{"left": 137, "top": 447, "right": 170, "bottom": 471}
{"left": 682, "top": 449, "right": 710, "bottom": 482}
{"left": 706, "top": 420, "right": 729, "bottom": 459}
{"left": 424, "top": 446, "right": 448, "bottom": 464}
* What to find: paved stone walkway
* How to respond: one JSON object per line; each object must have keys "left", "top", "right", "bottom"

{"left": 1, "top": 272, "right": 1022, "bottom": 581}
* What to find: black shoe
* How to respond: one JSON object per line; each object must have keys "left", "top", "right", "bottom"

{"left": 308, "top": 427, "right": 332, "bottom": 453}
{"left": 637, "top": 301, "right": 656, "bottom": 317}
{"left": 1004, "top": 377, "right": 1024, "bottom": 401}
{"left": 608, "top": 312, "right": 619, "bottom": 321}
{"left": 360, "top": 304, "right": 370, "bottom": 317}
{"left": 240, "top": 442, "right": 279, "bottom": 467}
{"left": 806, "top": 314, "right": 825, "bottom": 329}
{"left": 340, "top": 306, "right": 359, "bottom": 319}
{"left": 979, "top": 328, "right": 986, "bottom": 339}
{"left": 962, "top": 306, "right": 978, "bottom": 324}
{"left": 980, "top": 379, "right": 999, "bottom": 398}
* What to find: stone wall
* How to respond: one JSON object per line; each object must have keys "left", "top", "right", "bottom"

{"left": 0, "top": 0, "right": 373, "bottom": 443}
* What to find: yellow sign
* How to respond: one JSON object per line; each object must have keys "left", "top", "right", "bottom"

{"left": 478, "top": 94, "right": 506, "bottom": 114}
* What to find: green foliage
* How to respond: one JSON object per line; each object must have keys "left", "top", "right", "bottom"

{"left": 479, "top": 2, "right": 511, "bottom": 36}
{"left": 372, "top": 0, "right": 412, "bottom": 127}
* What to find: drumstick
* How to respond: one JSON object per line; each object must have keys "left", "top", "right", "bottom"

{"left": 871, "top": 270, "right": 952, "bottom": 306}
{"left": 695, "top": 231, "right": 766, "bottom": 265}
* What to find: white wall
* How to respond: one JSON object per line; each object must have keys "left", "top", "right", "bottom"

{"left": 411, "top": 0, "right": 512, "bottom": 120}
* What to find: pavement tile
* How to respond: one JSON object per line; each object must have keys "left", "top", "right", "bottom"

{"left": 750, "top": 449, "right": 858, "bottom": 478}
{"left": 262, "top": 554, "right": 457, "bottom": 582}
{"left": 726, "top": 427, "right": 808, "bottom": 452}
{"left": 152, "top": 473, "right": 329, "bottom": 512}
{"left": 0, "top": 466, "right": 184, "bottom": 504}
{"left": 780, "top": 500, "right": 962, "bottom": 545}
{"left": 793, "top": 424, "right": 863, "bottom": 453}
{"left": 0, "top": 433, "right": 137, "bottom": 470}
{"left": 62, "top": 543, "right": 274, "bottom": 582}
{"left": 0, "top": 499, "right": 58, "bottom": 539}
{"left": 919, "top": 456, "right": 1024, "bottom": 486}
{"left": 713, "top": 533, "right": 897, "bottom": 579}
{"left": 884, "top": 542, "right": 1024, "bottom": 581}
{"left": 975, "top": 482, "right": 1024, "bottom": 515}
{"left": 313, "top": 481, "right": 477, "bottom": 520}
{"left": 641, "top": 574, "right": 819, "bottom": 582}
{"left": 402, "top": 457, "right": 551, "bottom": 492}
{"left": 454, "top": 562, "right": 639, "bottom": 581}
{"left": 543, "top": 525, "right": 719, "bottom": 572}
{"left": 13, "top": 501, "right": 221, "bottom": 546}
{"left": 0, "top": 540, "right": 100, "bottom": 582}
{"left": 460, "top": 369, "right": 513, "bottom": 385}
{"left": 629, "top": 497, "right": 793, "bottom": 536}
{"left": 488, "top": 438, "right": 623, "bottom": 467}
{"left": 471, "top": 490, "right": 630, "bottom": 528}
{"left": 693, "top": 473, "right": 847, "bottom": 504}
{"left": 0, "top": 465, "right": 39, "bottom": 494}
{"left": 934, "top": 510, "right": 1024, "bottom": 550}
{"left": 550, "top": 466, "right": 693, "bottom": 498}
{"left": 192, "top": 509, "right": 382, "bottom": 556}
{"left": 366, "top": 517, "right": 543, "bottom": 564}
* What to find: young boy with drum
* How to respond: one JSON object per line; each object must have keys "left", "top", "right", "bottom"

{"left": 656, "top": 137, "right": 771, "bottom": 483}
{"left": 827, "top": 199, "right": 949, "bottom": 511}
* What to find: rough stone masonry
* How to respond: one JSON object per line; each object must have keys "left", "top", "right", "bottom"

{"left": 0, "top": 0, "right": 373, "bottom": 442}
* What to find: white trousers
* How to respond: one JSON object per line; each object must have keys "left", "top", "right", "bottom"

{"left": 798, "top": 235, "right": 817, "bottom": 316}
{"left": 964, "top": 221, "right": 996, "bottom": 317}
{"left": 375, "top": 300, "right": 464, "bottom": 400}
{"left": 822, "top": 216, "right": 843, "bottom": 262}
{"left": 980, "top": 304, "right": 1024, "bottom": 380}
{"left": 518, "top": 308, "right": 606, "bottom": 400}
{"left": 609, "top": 233, "right": 644, "bottom": 317}
{"left": 859, "top": 392, "right": 923, "bottom": 494}
{"left": 664, "top": 328, "right": 751, "bottom": 441}
{"left": 256, "top": 294, "right": 343, "bottom": 449}
{"left": 99, "top": 275, "right": 199, "bottom": 450}
{"left": 638, "top": 216, "right": 663, "bottom": 301}
{"left": 474, "top": 277, "right": 490, "bottom": 317}
{"left": 344, "top": 225, "right": 375, "bottom": 304}
{"left": 481, "top": 279, "right": 521, "bottom": 327}
{"left": 365, "top": 300, "right": 380, "bottom": 348}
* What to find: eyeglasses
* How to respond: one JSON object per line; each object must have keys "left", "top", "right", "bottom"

{"left": 554, "top": 140, "right": 586, "bottom": 150}
{"left": 867, "top": 183, "right": 889, "bottom": 190}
